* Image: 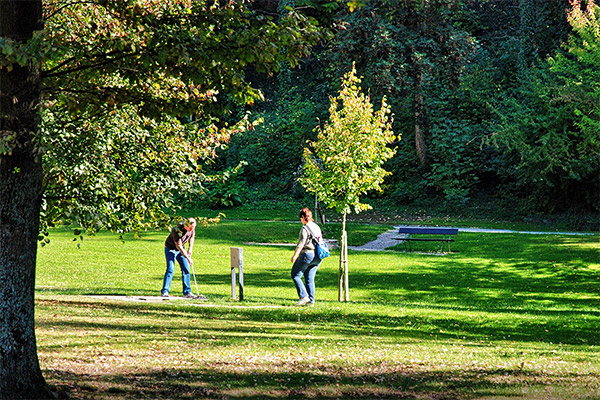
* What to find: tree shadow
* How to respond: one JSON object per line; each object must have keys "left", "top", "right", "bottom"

{"left": 37, "top": 232, "right": 600, "bottom": 347}
{"left": 36, "top": 289, "right": 599, "bottom": 350}
{"left": 43, "top": 364, "right": 599, "bottom": 400}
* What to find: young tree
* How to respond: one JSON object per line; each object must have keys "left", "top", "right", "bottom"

{"left": 301, "top": 65, "right": 396, "bottom": 302}
{"left": 0, "top": 1, "right": 323, "bottom": 397}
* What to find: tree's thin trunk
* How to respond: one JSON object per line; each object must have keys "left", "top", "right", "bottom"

{"left": 0, "top": 1, "right": 52, "bottom": 398}
{"left": 414, "top": 0, "right": 427, "bottom": 167}
{"left": 316, "top": 201, "right": 326, "bottom": 228}
{"left": 414, "top": 70, "right": 426, "bottom": 166}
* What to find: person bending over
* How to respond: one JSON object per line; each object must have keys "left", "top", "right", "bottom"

{"left": 161, "top": 217, "right": 198, "bottom": 299}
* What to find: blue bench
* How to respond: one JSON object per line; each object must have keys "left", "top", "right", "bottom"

{"left": 393, "top": 226, "right": 458, "bottom": 252}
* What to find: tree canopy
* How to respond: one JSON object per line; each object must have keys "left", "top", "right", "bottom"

{"left": 1, "top": 0, "right": 325, "bottom": 235}
{"left": 302, "top": 65, "right": 396, "bottom": 216}
{"left": 1, "top": 1, "right": 326, "bottom": 397}
{"left": 216, "top": 0, "right": 598, "bottom": 218}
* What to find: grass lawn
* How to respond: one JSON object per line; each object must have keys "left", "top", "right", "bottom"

{"left": 35, "top": 220, "right": 600, "bottom": 399}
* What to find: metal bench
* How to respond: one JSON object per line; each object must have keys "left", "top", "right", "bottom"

{"left": 393, "top": 226, "right": 458, "bottom": 252}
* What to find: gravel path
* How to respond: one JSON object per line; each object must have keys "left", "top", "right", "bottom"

{"left": 348, "top": 229, "right": 402, "bottom": 251}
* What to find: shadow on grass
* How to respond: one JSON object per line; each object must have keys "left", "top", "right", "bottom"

{"left": 37, "top": 232, "right": 600, "bottom": 348}
{"left": 36, "top": 294, "right": 600, "bottom": 350}
{"left": 44, "top": 364, "right": 598, "bottom": 400}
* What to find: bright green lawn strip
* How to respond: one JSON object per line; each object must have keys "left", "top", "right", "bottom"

{"left": 35, "top": 221, "right": 600, "bottom": 399}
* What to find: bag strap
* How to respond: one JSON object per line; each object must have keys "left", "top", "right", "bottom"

{"left": 304, "top": 224, "right": 321, "bottom": 242}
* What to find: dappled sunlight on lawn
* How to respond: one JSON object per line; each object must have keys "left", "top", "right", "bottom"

{"left": 35, "top": 223, "right": 600, "bottom": 399}
{"left": 36, "top": 296, "right": 600, "bottom": 400}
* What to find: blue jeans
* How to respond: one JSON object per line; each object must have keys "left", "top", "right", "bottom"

{"left": 162, "top": 247, "right": 192, "bottom": 295}
{"left": 291, "top": 251, "right": 320, "bottom": 303}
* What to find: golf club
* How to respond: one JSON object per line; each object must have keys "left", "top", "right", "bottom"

{"left": 189, "top": 259, "right": 200, "bottom": 297}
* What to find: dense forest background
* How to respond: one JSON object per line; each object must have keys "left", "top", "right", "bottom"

{"left": 202, "top": 0, "right": 598, "bottom": 227}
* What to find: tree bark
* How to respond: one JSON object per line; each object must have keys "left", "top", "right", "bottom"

{"left": 413, "top": 0, "right": 427, "bottom": 167}
{"left": 0, "top": 1, "right": 53, "bottom": 398}
{"left": 414, "top": 70, "right": 426, "bottom": 166}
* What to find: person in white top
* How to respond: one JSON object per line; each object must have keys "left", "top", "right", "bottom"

{"left": 290, "top": 208, "right": 323, "bottom": 306}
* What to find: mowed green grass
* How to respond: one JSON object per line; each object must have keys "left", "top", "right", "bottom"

{"left": 35, "top": 220, "right": 600, "bottom": 399}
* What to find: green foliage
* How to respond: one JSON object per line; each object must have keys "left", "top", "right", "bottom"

{"left": 322, "top": 0, "right": 486, "bottom": 205}
{"left": 41, "top": 104, "right": 255, "bottom": 233}
{"left": 4, "top": 0, "right": 593, "bottom": 228}
{"left": 40, "top": 0, "right": 323, "bottom": 119}
{"left": 223, "top": 66, "right": 328, "bottom": 190}
{"left": 495, "top": 1, "right": 600, "bottom": 212}
{"left": 551, "top": 0, "right": 600, "bottom": 154}
{"left": 302, "top": 65, "right": 396, "bottom": 215}
{"left": 202, "top": 0, "right": 594, "bottom": 215}
{"left": 421, "top": 83, "right": 490, "bottom": 206}
{"left": 203, "top": 162, "right": 248, "bottom": 209}
{"left": 0, "top": 30, "right": 45, "bottom": 74}
{"left": 16, "top": 0, "right": 326, "bottom": 234}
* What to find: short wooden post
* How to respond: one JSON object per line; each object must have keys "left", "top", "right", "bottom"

{"left": 230, "top": 247, "right": 244, "bottom": 301}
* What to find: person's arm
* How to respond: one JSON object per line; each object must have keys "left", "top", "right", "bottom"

{"left": 187, "top": 231, "right": 195, "bottom": 256}
{"left": 175, "top": 239, "right": 193, "bottom": 264}
{"left": 291, "top": 227, "right": 307, "bottom": 263}
{"left": 291, "top": 246, "right": 302, "bottom": 263}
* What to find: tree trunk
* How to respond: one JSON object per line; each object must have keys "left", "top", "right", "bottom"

{"left": 414, "top": 70, "right": 426, "bottom": 166}
{"left": 414, "top": 0, "right": 427, "bottom": 167}
{"left": 316, "top": 201, "right": 326, "bottom": 228}
{"left": 0, "top": 1, "right": 52, "bottom": 398}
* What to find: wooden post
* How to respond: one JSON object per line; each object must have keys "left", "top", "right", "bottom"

{"left": 230, "top": 247, "right": 244, "bottom": 301}
{"left": 231, "top": 258, "right": 236, "bottom": 300}
{"left": 338, "top": 211, "right": 348, "bottom": 302}
{"left": 344, "top": 229, "right": 349, "bottom": 302}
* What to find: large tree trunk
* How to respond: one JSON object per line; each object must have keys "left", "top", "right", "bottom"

{"left": 0, "top": 1, "right": 52, "bottom": 398}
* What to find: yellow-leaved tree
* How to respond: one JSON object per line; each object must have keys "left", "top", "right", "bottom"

{"left": 301, "top": 64, "right": 397, "bottom": 302}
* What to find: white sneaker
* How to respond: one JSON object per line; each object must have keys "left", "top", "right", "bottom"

{"left": 161, "top": 292, "right": 169, "bottom": 298}
{"left": 295, "top": 296, "right": 310, "bottom": 306}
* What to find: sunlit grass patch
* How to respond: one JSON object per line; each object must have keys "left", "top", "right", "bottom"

{"left": 36, "top": 221, "right": 600, "bottom": 399}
